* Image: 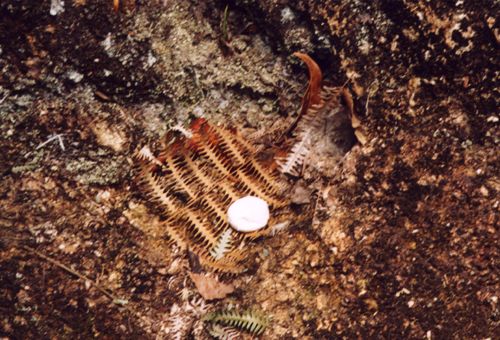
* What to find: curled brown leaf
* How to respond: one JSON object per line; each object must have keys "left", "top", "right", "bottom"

{"left": 293, "top": 52, "right": 323, "bottom": 116}
{"left": 189, "top": 272, "right": 235, "bottom": 300}
{"left": 277, "top": 52, "right": 324, "bottom": 142}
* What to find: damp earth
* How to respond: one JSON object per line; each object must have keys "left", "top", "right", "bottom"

{"left": 0, "top": 1, "right": 498, "bottom": 339}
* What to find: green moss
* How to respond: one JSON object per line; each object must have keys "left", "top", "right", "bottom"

{"left": 65, "top": 156, "right": 126, "bottom": 185}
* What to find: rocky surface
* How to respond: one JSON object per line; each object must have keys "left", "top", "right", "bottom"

{"left": 1, "top": 0, "right": 498, "bottom": 339}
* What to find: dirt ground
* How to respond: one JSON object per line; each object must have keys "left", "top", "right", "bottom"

{"left": 0, "top": 0, "right": 498, "bottom": 339}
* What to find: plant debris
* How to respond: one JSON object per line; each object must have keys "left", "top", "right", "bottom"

{"left": 134, "top": 118, "right": 291, "bottom": 273}
{"left": 188, "top": 272, "right": 235, "bottom": 301}
{"left": 0, "top": 0, "right": 497, "bottom": 338}
{"left": 276, "top": 53, "right": 356, "bottom": 178}
{"left": 203, "top": 308, "right": 269, "bottom": 336}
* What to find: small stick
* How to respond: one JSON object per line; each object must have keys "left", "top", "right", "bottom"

{"left": 20, "top": 246, "right": 154, "bottom": 331}
{"left": 365, "top": 80, "right": 379, "bottom": 115}
{"left": 310, "top": 192, "right": 321, "bottom": 229}
{"left": 36, "top": 134, "right": 65, "bottom": 151}
{"left": 0, "top": 91, "right": 9, "bottom": 104}
{"left": 21, "top": 245, "right": 127, "bottom": 305}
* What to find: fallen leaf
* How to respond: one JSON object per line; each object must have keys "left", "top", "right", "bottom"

{"left": 341, "top": 87, "right": 361, "bottom": 128}
{"left": 354, "top": 129, "right": 368, "bottom": 145}
{"left": 293, "top": 52, "right": 323, "bottom": 116}
{"left": 278, "top": 52, "right": 324, "bottom": 141}
{"left": 189, "top": 272, "right": 235, "bottom": 300}
{"left": 290, "top": 180, "right": 312, "bottom": 204}
{"left": 364, "top": 298, "right": 379, "bottom": 310}
{"left": 91, "top": 120, "right": 127, "bottom": 153}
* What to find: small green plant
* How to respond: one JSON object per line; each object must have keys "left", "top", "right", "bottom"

{"left": 204, "top": 308, "right": 269, "bottom": 336}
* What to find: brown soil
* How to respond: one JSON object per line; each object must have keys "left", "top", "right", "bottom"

{"left": 1, "top": 0, "right": 498, "bottom": 339}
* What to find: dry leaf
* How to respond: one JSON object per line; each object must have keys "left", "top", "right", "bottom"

{"left": 354, "top": 129, "right": 368, "bottom": 145}
{"left": 278, "top": 52, "right": 324, "bottom": 143}
{"left": 189, "top": 272, "right": 235, "bottom": 300}
{"left": 341, "top": 87, "right": 369, "bottom": 145}
{"left": 293, "top": 52, "right": 323, "bottom": 116}
{"left": 341, "top": 87, "right": 361, "bottom": 128}
{"left": 91, "top": 120, "right": 127, "bottom": 152}
{"left": 290, "top": 180, "right": 312, "bottom": 204}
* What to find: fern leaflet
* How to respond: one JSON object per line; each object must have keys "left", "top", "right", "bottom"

{"left": 204, "top": 309, "right": 269, "bottom": 335}
{"left": 210, "top": 228, "right": 233, "bottom": 260}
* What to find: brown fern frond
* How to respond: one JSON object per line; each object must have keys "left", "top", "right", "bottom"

{"left": 172, "top": 211, "right": 219, "bottom": 246}
{"left": 205, "top": 124, "right": 251, "bottom": 165}
{"left": 234, "top": 170, "right": 284, "bottom": 208}
{"left": 276, "top": 54, "right": 344, "bottom": 177}
{"left": 139, "top": 169, "right": 182, "bottom": 213}
{"left": 156, "top": 219, "right": 188, "bottom": 250}
{"left": 134, "top": 118, "right": 290, "bottom": 273}
{"left": 198, "top": 251, "right": 247, "bottom": 274}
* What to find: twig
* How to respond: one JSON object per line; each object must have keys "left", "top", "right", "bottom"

{"left": 310, "top": 192, "right": 321, "bottom": 229}
{"left": 24, "top": 133, "right": 65, "bottom": 159}
{"left": 36, "top": 134, "right": 65, "bottom": 151}
{"left": 21, "top": 245, "right": 127, "bottom": 305}
{"left": 0, "top": 91, "right": 9, "bottom": 104}
{"left": 365, "top": 79, "right": 379, "bottom": 115}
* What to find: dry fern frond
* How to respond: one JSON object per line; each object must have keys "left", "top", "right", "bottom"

{"left": 134, "top": 118, "right": 290, "bottom": 273}
{"left": 276, "top": 53, "right": 346, "bottom": 177}
{"left": 204, "top": 309, "right": 269, "bottom": 336}
{"left": 163, "top": 303, "right": 192, "bottom": 340}
{"left": 161, "top": 298, "right": 209, "bottom": 340}
{"left": 276, "top": 87, "right": 342, "bottom": 176}
{"left": 208, "top": 324, "right": 242, "bottom": 340}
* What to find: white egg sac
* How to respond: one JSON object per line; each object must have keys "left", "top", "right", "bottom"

{"left": 227, "top": 196, "right": 270, "bottom": 232}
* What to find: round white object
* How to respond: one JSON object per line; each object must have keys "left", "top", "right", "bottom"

{"left": 227, "top": 196, "right": 270, "bottom": 232}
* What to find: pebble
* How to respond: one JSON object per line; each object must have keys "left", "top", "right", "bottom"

{"left": 228, "top": 196, "right": 270, "bottom": 232}
{"left": 479, "top": 186, "right": 489, "bottom": 197}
